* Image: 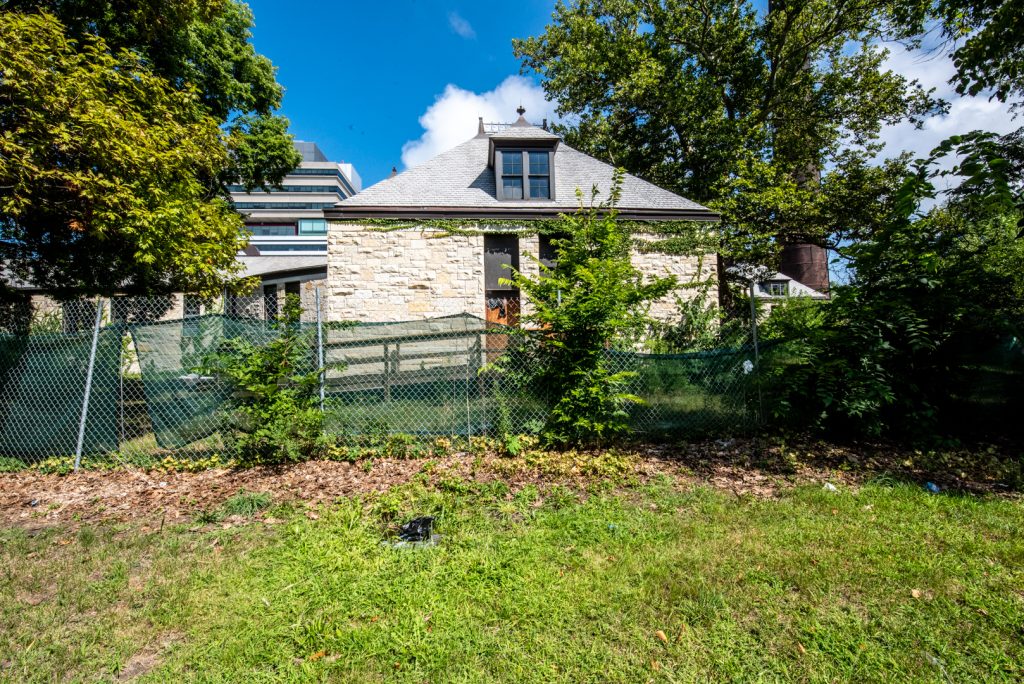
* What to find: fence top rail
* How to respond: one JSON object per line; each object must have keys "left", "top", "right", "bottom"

{"left": 325, "top": 328, "right": 491, "bottom": 349}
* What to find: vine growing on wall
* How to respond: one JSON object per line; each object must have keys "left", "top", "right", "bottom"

{"left": 349, "top": 216, "right": 720, "bottom": 258}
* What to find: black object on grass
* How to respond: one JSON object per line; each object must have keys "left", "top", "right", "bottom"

{"left": 397, "top": 516, "right": 435, "bottom": 542}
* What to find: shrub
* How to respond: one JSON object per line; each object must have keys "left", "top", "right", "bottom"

{"left": 200, "top": 294, "right": 336, "bottom": 465}
{"left": 504, "top": 172, "right": 675, "bottom": 448}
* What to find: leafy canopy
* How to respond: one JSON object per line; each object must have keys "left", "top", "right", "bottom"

{"left": 905, "top": 0, "right": 1024, "bottom": 104}
{"left": 0, "top": 12, "right": 247, "bottom": 299}
{"left": 1, "top": 0, "right": 301, "bottom": 191}
{"left": 514, "top": 0, "right": 943, "bottom": 265}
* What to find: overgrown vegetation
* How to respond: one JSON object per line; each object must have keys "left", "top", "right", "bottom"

{"left": 200, "top": 295, "right": 333, "bottom": 465}
{"left": 0, "top": 1, "right": 300, "bottom": 305}
{"left": 503, "top": 174, "right": 676, "bottom": 448}
{"left": 759, "top": 132, "right": 1024, "bottom": 440}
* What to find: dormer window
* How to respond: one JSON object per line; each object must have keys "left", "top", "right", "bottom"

{"left": 761, "top": 281, "right": 789, "bottom": 296}
{"left": 486, "top": 109, "right": 560, "bottom": 202}
{"left": 497, "top": 149, "right": 552, "bottom": 200}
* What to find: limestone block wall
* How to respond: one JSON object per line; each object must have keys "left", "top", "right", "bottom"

{"left": 326, "top": 222, "right": 715, "bottom": 323}
{"left": 517, "top": 233, "right": 540, "bottom": 319}
{"left": 327, "top": 223, "right": 485, "bottom": 322}
{"left": 631, "top": 240, "right": 717, "bottom": 321}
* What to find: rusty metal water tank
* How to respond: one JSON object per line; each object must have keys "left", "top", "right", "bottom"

{"left": 778, "top": 243, "right": 830, "bottom": 295}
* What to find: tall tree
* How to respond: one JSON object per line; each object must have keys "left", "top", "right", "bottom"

{"left": 0, "top": 12, "right": 245, "bottom": 299}
{"left": 0, "top": 0, "right": 301, "bottom": 191}
{"left": 917, "top": 0, "right": 1024, "bottom": 103}
{"left": 514, "top": 0, "right": 942, "bottom": 268}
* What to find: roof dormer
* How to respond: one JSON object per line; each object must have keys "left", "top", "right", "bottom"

{"left": 487, "top": 108, "right": 559, "bottom": 201}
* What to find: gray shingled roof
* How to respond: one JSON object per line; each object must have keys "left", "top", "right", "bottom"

{"left": 326, "top": 127, "right": 717, "bottom": 221}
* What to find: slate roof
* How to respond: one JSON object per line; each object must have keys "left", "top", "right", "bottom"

{"left": 325, "top": 125, "right": 717, "bottom": 222}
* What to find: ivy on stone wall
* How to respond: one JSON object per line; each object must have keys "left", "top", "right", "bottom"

{"left": 349, "top": 218, "right": 719, "bottom": 257}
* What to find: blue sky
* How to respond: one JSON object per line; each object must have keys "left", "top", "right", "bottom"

{"left": 246, "top": 0, "right": 558, "bottom": 187}
{"left": 246, "top": 1, "right": 1017, "bottom": 192}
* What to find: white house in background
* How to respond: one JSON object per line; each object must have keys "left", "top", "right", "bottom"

{"left": 752, "top": 272, "right": 829, "bottom": 301}
{"left": 228, "top": 141, "right": 361, "bottom": 312}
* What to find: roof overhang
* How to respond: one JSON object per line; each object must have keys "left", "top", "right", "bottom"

{"left": 236, "top": 255, "right": 327, "bottom": 280}
{"left": 323, "top": 205, "right": 720, "bottom": 222}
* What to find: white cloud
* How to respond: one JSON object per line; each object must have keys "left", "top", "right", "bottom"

{"left": 447, "top": 11, "right": 476, "bottom": 40}
{"left": 401, "top": 76, "right": 558, "bottom": 168}
{"left": 877, "top": 42, "right": 1018, "bottom": 166}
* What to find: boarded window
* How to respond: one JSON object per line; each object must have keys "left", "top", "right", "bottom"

{"left": 484, "top": 234, "right": 520, "bottom": 291}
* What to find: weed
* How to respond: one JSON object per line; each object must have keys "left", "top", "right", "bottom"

{"left": 194, "top": 509, "right": 223, "bottom": 525}
{"left": 0, "top": 456, "right": 26, "bottom": 472}
{"left": 221, "top": 490, "right": 272, "bottom": 517}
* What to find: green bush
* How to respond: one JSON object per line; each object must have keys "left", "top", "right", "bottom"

{"left": 758, "top": 132, "right": 1024, "bottom": 440}
{"left": 503, "top": 173, "right": 675, "bottom": 448}
{"left": 200, "top": 294, "right": 335, "bottom": 465}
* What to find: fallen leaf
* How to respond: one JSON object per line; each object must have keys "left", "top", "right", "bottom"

{"left": 655, "top": 630, "right": 668, "bottom": 644}
{"left": 911, "top": 589, "right": 922, "bottom": 599}
{"left": 308, "top": 651, "right": 326, "bottom": 662}
{"left": 797, "top": 643, "right": 806, "bottom": 655}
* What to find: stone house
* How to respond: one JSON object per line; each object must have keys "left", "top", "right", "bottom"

{"left": 323, "top": 111, "right": 720, "bottom": 325}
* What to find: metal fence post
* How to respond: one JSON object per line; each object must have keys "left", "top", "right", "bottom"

{"left": 749, "top": 281, "right": 764, "bottom": 424}
{"left": 315, "top": 286, "right": 325, "bottom": 414}
{"left": 74, "top": 298, "right": 104, "bottom": 472}
{"left": 465, "top": 337, "right": 472, "bottom": 437}
{"left": 749, "top": 281, "right": 760, "bottom": 366}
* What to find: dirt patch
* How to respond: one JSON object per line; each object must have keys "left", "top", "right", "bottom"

{"left": 117, "top": 633, "right": 182, "bottom": 681}
{"left": 16, "top": 589, "right": 54, "bottom": 607}
{"left": 0, "top": 438, "right": 1017, "bottom": 531}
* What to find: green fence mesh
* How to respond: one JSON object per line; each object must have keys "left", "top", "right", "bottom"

{"left": 616, "top": 347, "right": 759, "bottom": 436}
{"left": 0, "top": 326, "right": 122, "bottom": 460}
{"left": 0, "top": 295, "right": 762, "bottom": 465}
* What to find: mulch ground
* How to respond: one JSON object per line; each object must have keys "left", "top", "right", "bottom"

{"left": 1, "top": 438, "right": 1018, "bottom": 530}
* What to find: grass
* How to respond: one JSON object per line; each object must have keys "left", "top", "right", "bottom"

{"left": 1, "top": 479, "right": 1022, "bottom": 682}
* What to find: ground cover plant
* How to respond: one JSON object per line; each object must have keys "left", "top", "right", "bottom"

{"left": 1, "top": 450, "right": 1021, "bottom": 682}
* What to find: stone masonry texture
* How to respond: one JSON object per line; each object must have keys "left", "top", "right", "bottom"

{"left": 327, "top": 223, "right": 715, "bottom": 323}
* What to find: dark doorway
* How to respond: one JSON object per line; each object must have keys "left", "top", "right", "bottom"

{"left": 484, "top": 234, "right": 520, "bottom": 327}
{"left": 263, "top": 284, "right": 278, "bottom": 321}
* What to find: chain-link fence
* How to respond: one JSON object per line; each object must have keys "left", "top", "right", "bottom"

{"left": 0, "top": 291, "right": 761, "bottom": 468}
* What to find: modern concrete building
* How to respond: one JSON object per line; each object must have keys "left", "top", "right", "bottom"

{"left": 228, "top": 141, "right": 361, "bottom": 313}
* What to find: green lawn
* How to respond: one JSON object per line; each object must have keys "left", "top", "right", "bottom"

{"left": 1, "top": 477, "right": 1022, "bottom": 682}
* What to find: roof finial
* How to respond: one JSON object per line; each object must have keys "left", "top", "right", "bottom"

{"left": 516, "top": 104, "right": 526, "bottom": 117}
